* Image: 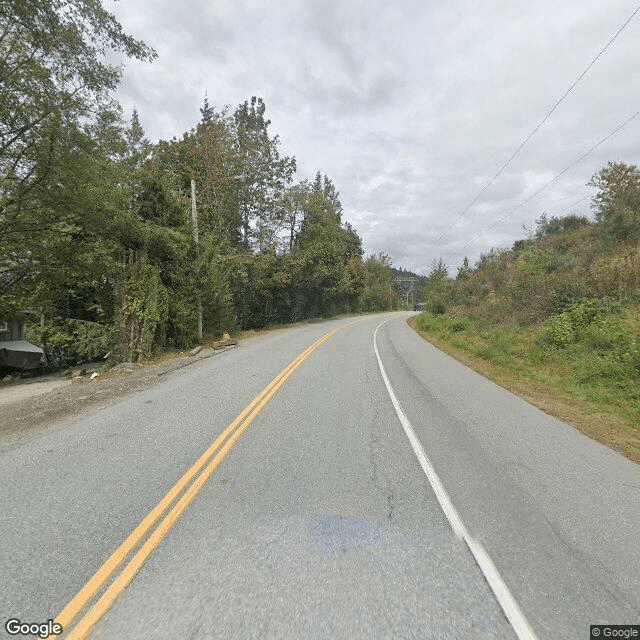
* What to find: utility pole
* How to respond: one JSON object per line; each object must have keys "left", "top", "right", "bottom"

{"left": 393, "top": 278, "right": 419, "bottom": 309}
{"left": 191, "top": 179, "right": 202, "bottom": 339}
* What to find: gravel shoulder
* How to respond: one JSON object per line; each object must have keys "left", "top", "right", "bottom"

{"left": 0, "top": 342, "right": 238, "bottom": 453}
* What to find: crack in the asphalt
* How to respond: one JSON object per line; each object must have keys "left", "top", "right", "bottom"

{"left": 185, "top": 596, "right": 207, "bottom": 640}
{"left": 262, "top": 521, "right": 287, "bottom": 638}
{"left": 365, "top": 370, "right": 395, "bottom": 521}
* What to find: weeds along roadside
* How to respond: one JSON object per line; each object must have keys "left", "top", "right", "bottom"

{"left": 412, "top": 182, "right": 640, "bottom": 464}
{"left": 408, "top": 302, "right": 640, "bottom": 465}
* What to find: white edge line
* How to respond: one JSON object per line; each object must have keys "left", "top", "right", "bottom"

{"left": 373, "top": 318, "right": 539, "bottom": 640}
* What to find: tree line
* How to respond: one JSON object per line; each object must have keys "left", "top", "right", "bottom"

{"left": 419, "top": 160, "right": 640, "bottom": 322}
{"left": 1, "top": 1, "right": 402, "bottom": 365}
{"left": 414, "top": 161, "right": 640, "bottom": 433}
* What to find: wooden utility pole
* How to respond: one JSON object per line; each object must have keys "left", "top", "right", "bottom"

{"left": 191, "top": 179, "right": 202, "bottom": 339}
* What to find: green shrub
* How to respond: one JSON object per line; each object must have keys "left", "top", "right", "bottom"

{"left": 539, "top": 298, "right": 622, "bottom": 348}
{"left": 542, "top": 313, "right": 575, "bottom": 347}
{"left": 25, "top": 318, "right": 116, "bottom": 363}
{"left": 447, "top": 316, "right": 470, "bottom": 332}
{"left": 417, "top": 312, "right": 447, "bottom": 333}
{"left": 536, "top": 299, "right": 640, "bottom": 406}
{"left": 430, "top": 299, "right": 446, "bottom": 315}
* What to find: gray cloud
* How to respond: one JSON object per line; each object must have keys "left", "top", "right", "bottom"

{"left": 109, "top": 0, "right": 640, "bottom": 273}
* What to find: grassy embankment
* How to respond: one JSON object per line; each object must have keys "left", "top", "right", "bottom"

{"left": 409, "top": 217, "right": 640, "bottom": 464}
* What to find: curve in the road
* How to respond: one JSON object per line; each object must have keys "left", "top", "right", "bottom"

{"left": 374, "top": 318, "right": 539, "bottom": 640}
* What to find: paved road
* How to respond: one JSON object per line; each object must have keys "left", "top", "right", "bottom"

{"left": 1, "top": 313, "right": 638, "bottom": 639}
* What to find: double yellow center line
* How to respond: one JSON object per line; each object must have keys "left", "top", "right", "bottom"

{"left": 56, "top": 321, "right": 355, "bottom": 640}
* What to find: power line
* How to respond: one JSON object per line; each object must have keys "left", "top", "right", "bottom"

{"left": 453, "top": 107, "right": 640, "bottom": 258}
{"left": 432, "top": 4, "right": 640, "bottom": 247}
{"left": 393, "top": 278, "right": 419, "bottom": 307}
{"left": 509, "top": 194, "right": 593, "bottom": 246}
{"left": 551, "top": 194, "right": 591, "bottom": 217}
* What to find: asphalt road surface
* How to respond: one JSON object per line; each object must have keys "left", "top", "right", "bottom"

{"left": 1, "top": 312, "right": 638, "bottom": 639}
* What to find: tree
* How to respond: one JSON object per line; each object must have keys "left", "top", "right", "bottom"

{"left": 360, "top": 253, "right": 400, "bottom": 311}
{"left": 282, "top": 180, "right": 310, "bottom": 252}
{"left": 232, "top": 97, "right": 296, "bottom": 250}
{"left": 295, "top": 184, "right": 365, "bottom": 316}
{"left": 427, "top": 258, "right": 449, "bottom": 283}
{"left": 421, "top": 259, "right": 450, "bottom": 314}
{"left": 1, "top": 6, "right": 374, "bottom": 362}
{"left": 0, "top": 0, "right": 155, "bottom": 239}
{"left": 0, "top": 0, "right": 157, "bottom": 350}
{"left": 532, "top": 213, "right": 590, "bottom": 240}
{"left": 311, "top": 172, "right": 342, "bottom": 220}
{"left": 588, "top": 162, "right": 640, "bottom": 241}
{"left": 2, "top": 116, "right": 124, "bottom": 319}
{"left": 456, "top": 257, "right": 471, "bottom": 281}
{"left": 124, "top": 109, "right": 151, "bottom": 172}
{"left": 190, "top": 104, "right": 242, "bottom": 243}
{"left": 200, "top": 93, "right": 215, "bottom": 125}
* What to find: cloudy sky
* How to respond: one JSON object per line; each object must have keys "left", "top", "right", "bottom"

{"left": 107, "top": 0, "right": 640, "bottom": 275}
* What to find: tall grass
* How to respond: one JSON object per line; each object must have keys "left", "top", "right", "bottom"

{"left": 416, "top": 300, "right": 640, "bottom": 424}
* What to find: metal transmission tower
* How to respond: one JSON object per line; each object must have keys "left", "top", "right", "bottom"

{"left": 393, "top": 278, "right": 419, "bottom": 309}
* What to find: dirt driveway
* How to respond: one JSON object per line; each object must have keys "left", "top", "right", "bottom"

{"left": 0, "top": 343, "right": 238, "bottom": 452}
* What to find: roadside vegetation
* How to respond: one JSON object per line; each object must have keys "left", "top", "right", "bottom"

{"left": 412, "top": 161, "right": 640, "bottom": 463}
{"left": 1, "top": 1, "right": 403, "bottom": 370}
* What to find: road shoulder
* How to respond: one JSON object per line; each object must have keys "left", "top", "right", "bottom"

{"left": 407, "top": 314, "right": 640, "bottom": 465}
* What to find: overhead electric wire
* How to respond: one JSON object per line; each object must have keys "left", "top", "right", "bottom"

{"left": 432, "top": 3, "right": 640, "bottom": 248}
{"left": 551, "top": 194, "right": 591, "bottom": 217}
{"left": 505, "top": 194, "right": 593, "bottom": 251}
{"left": 453, "top": 107, "right": 640, "bottom": 257}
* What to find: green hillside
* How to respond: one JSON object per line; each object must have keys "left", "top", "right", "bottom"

{"left": 412, "top": 161, "right": 640, "bottom": 463}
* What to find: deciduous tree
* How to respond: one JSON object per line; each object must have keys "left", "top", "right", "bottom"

{"left": 589, "top": 162, "right": 640, "bottom": 241}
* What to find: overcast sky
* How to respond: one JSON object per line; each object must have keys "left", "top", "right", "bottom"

{"left": 107, "top": 0, "right": 640, "bottom": 275}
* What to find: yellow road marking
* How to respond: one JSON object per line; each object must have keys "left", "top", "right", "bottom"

{"left": 56, "top": 326, "right": 333, "bottom": 628}
{"left": 56, "top": 320, "right": 356, "bottom": 640}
